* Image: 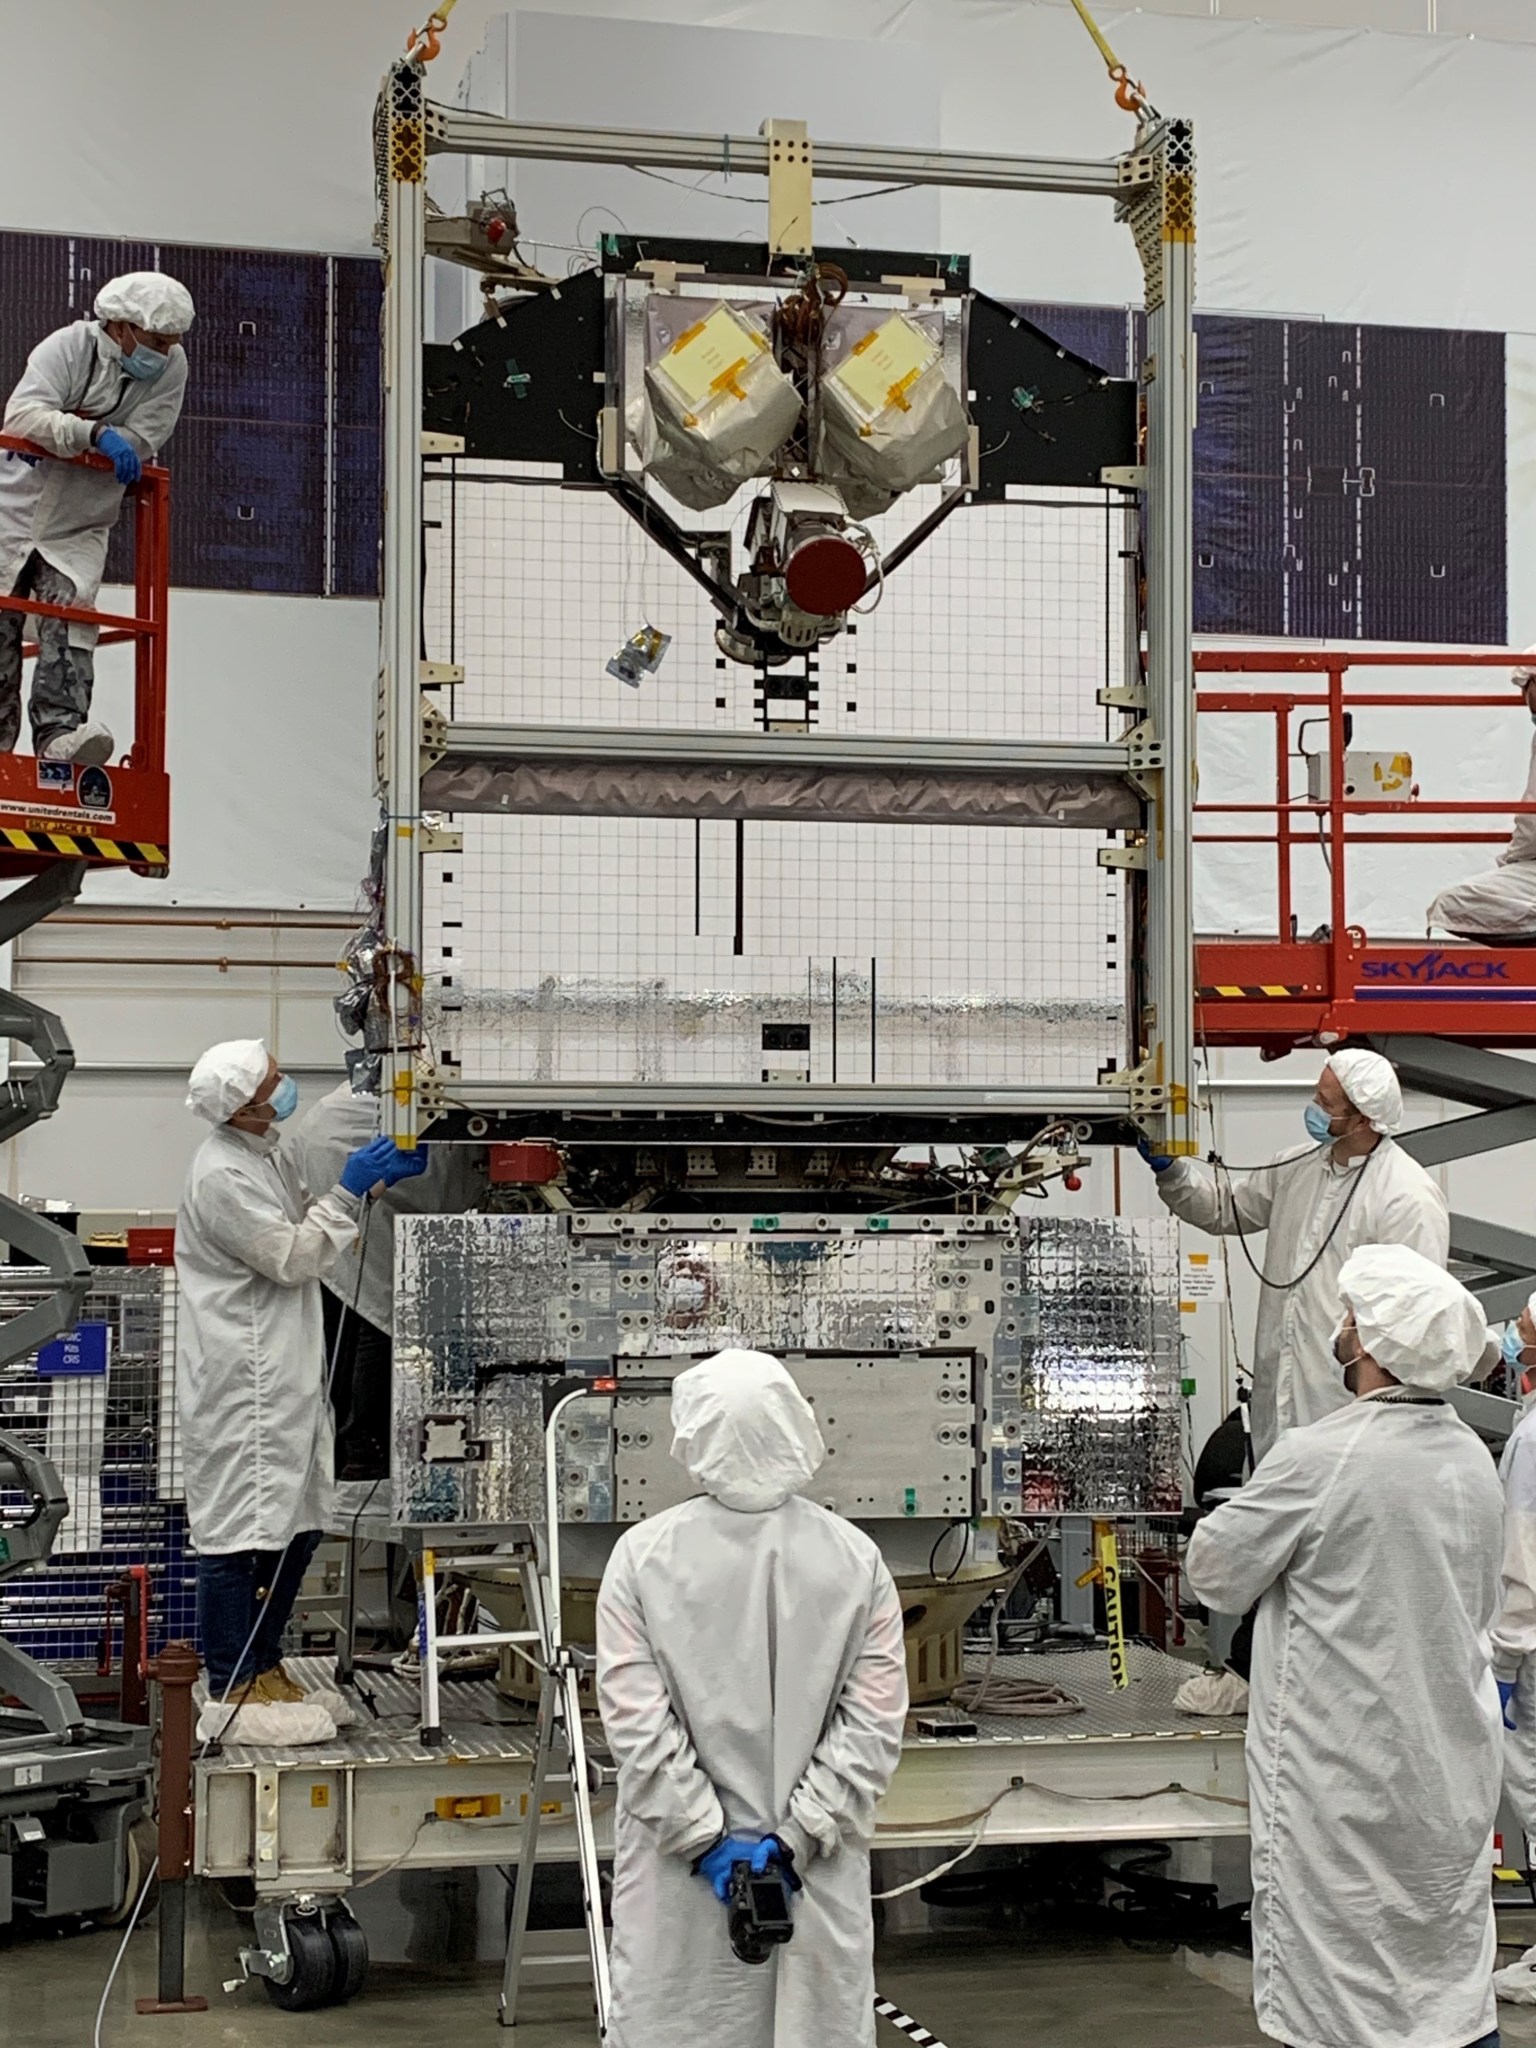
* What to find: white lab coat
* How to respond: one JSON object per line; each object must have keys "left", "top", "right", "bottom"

{"left": 286, "top": 1082, "right": 486, "bottom": 1335}
{"left": 1187, "top": 1397, "right": 1504, "bottom": 2048}
{"left": 1, "top": 321, "right": 188, "bottom": 645}
{"left": 174, "top": 1126, "right": 360, "bottom": 1554}
{"left": 1428, "top": 726, "right": 1536, "bottom": 938}
{"left": 596, "top": 1495, "right": 908, "bottom": 2048}
{"left": 1154, "top": 1139, "right": 1448, "bottom": 1462}
{"left": 1493, "top": 1397, "right": 1536, "bottom": 1830}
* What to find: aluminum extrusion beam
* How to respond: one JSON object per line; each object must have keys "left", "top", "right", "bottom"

{"left": 1133, "top": 121, "right": 1198, "bottom": 1159}
{"left": 438, "top": 723, "right": 1136, "bottom": 777}
{"left": 433, "top": 1082, "right": 1131, "bottom": 1116}
{"left": 424, "top": 108, "right": 1144, "bottom": 199}
{"left": 380, "top": 62, "right": 429, "bottom": 1146}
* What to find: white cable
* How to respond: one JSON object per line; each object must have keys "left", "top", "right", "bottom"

{"left": 91, "top": 1852, "right": 161, "bottom": 2048}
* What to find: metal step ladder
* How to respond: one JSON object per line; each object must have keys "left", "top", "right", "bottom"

{"left": 492, "top": 1375, "right": 676, "bottom": 2036}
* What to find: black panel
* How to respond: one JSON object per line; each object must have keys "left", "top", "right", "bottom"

{"left": 1012, "top": 302, "right": 1133, "bottom": 380}
{"left": 1359, "top": 324, "right": 1504, "bottom": 645}
{"left": 423, "top": 269, "right": 605, "bottom": 477}
{"left": 1191, "top": 311, "right": 1505, "bottom": 644}
{"left": 143, "top": 246, "right": 330, "bottom": 594}
{"left": 332, "top": 258, "right": 383, "bottom": 598}
{"left": 1192, "top": 313, "right": 1287, "bottom": 637}
{"left": 969, "top": 293, "right": 1137, "bottom": 496}
{"left": 163, "top": 416, "right": 327, "bottom": 593}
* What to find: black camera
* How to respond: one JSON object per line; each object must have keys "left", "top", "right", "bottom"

{"left": 726, "top": 1860, "right": 797, "bottom": 1966}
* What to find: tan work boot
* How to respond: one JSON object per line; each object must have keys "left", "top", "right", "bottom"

{"left": 253, "top": 1667, "right": 308, "bottom": 1705}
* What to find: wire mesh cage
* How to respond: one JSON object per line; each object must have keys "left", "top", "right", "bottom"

{"left": 0, "top": 1265, "right": 195, "bottom": 1677}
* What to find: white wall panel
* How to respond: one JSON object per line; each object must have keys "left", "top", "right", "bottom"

{"left": 80, "top": 588, "right": 375, "bottom": 910}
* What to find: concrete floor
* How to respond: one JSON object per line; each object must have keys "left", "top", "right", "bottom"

{"left": 9, "top": 1889, "right": 1536, "bottom": 2046}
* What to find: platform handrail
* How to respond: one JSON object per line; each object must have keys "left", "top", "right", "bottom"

{"left": 0, "top": 432, "right": 169, "bottom": 778}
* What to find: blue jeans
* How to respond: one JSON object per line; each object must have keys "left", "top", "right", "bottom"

{"left": 196, "top": 1532, "right": 323, "bottom": 1691}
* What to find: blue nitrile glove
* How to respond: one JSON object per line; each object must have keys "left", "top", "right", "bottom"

{"left": 339, "top": 1134, "right": 402, "bottom": 1198}
{"left": 1500, "top": 1678, "right": 1518, "bottom": 1731}
{"left": 1136, "top": 1136, "right": 1175, "bottom": 1175}
{"left": 694, "top": 1834, "right": 776, "bottom": 1904}
{"left": 94, "top": 427, "right": 141, "bottom": 486}
{"left": 759, "top": 1835, "right": 803, "bottom": 1892}
{"left": 379, "top": 1142, "right": 430, "bottom": 1188}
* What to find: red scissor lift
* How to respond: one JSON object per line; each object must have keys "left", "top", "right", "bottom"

{"left": 0, "top": 435, "right": 174, "bottom": 1374}
{"left": 1194, "top": 648, "right": 1536, "bottom": 1318}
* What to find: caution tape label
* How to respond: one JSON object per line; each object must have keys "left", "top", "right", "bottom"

{"left": 1199, "top": 984, "right": 1303, "bottom": 1000}
{"left": 0, "top": 826, "right": 165, "bottom": 865}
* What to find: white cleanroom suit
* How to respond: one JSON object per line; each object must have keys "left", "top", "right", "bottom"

{"left": 0, "top": 279, "right": 192, "bottom": 650}
{"left": 175, "top": 1046, "right": 360, "bottom": 1554}
{"left": 1187, "top": 1245, "right": 1503, "bottom": 2048}
{"left": 1153, "top": 1050, "right": 1447, "bottom": 1462}
{"left": 596, "top": 1348, "right": 909, "bottom": 2048}
{"left": 1429, "top": 667, "right": 1536, "bottom": 940}
{"left": 1488, "top": 1291, "right": 1536, "bottom": 2005}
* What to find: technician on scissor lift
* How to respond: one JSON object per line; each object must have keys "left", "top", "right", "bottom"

{"left": 0, "top": 271, "right": 193, "bottom": 770}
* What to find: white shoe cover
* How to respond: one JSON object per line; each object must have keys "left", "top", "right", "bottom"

{"left": 196, "top": 1695, "right": 337, "bottom": 1747}
{"left": 302, "top": 1682, "right": 359, "bottom": 1729}
{"left": 1494, "top": 1949, "right": 1536, "bottom": 2005}
{"left": 1174, "top": 1668, "right": 1251, "bottom": 1716}
{"left": 40, "top": 721, "right": 114, "bottom": 767}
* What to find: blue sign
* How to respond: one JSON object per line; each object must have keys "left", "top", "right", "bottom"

{"left": 37, "top": 1322, "right": 110, "bottom": 1377}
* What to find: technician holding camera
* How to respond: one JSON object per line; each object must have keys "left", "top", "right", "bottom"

{"left": 595, "top": 1348, "right": 909, "bottom": 2048}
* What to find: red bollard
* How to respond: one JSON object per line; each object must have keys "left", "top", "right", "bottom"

{"left": 135, "top": 1640, "right": 210, "bottom": 2015}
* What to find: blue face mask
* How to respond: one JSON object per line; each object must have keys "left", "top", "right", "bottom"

{"left": 1303, "top": 1102, "right": 1335, "bottom": 1144}
{"left": 1504, "top": 1324, "right": 1527, "bottom": 1369}
{"left": 268, "top": 1073, "right": 299, "bottom": 1122}
{"left": 121, "top": 342, "right": 169, "bottom": 381}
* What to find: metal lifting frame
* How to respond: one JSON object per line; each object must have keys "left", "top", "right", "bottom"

{"left": 374, "top": 78, "right": 1198, "bottom": 1159}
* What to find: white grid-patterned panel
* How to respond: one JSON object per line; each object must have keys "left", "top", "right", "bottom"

{"left": 423, "top": 466, "right": 1126, "bottom": 742}
{"left": 427, "top": 816, "right": 1121, "bottom": 1089}
{"left": 422, "top": 467, "right": 1128, "bottom": 1094}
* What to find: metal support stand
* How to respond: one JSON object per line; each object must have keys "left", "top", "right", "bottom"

{"left": 1379, "top": 1034, "right": 1536, "bottom": 1318}
{"left": 136, "top": 1641, "right": 209, "bottom": 2015}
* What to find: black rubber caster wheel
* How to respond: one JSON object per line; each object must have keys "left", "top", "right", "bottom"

{"left": 262, "top": 1912, "right": 336, "bottom": 2011}
{"left": 327, "top": 1910, "right": 368, "bottom": 2005}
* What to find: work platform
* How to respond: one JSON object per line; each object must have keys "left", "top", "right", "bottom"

{"left": 1196, "top": 937, "right": 1536, "bottom": 1048}
{"left": 0, "top": 435, "right": 171, "bottom": 879}
{"left": 193, "top": 1645, "right": 1246, "bottom": 1901}
{"left": 1195, "top": 647, "right": 1536, "bottom": 1052}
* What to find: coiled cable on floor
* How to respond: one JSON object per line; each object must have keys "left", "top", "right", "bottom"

{"left": 949, "top": 1671, "right": 1083, "bottom": 1716}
